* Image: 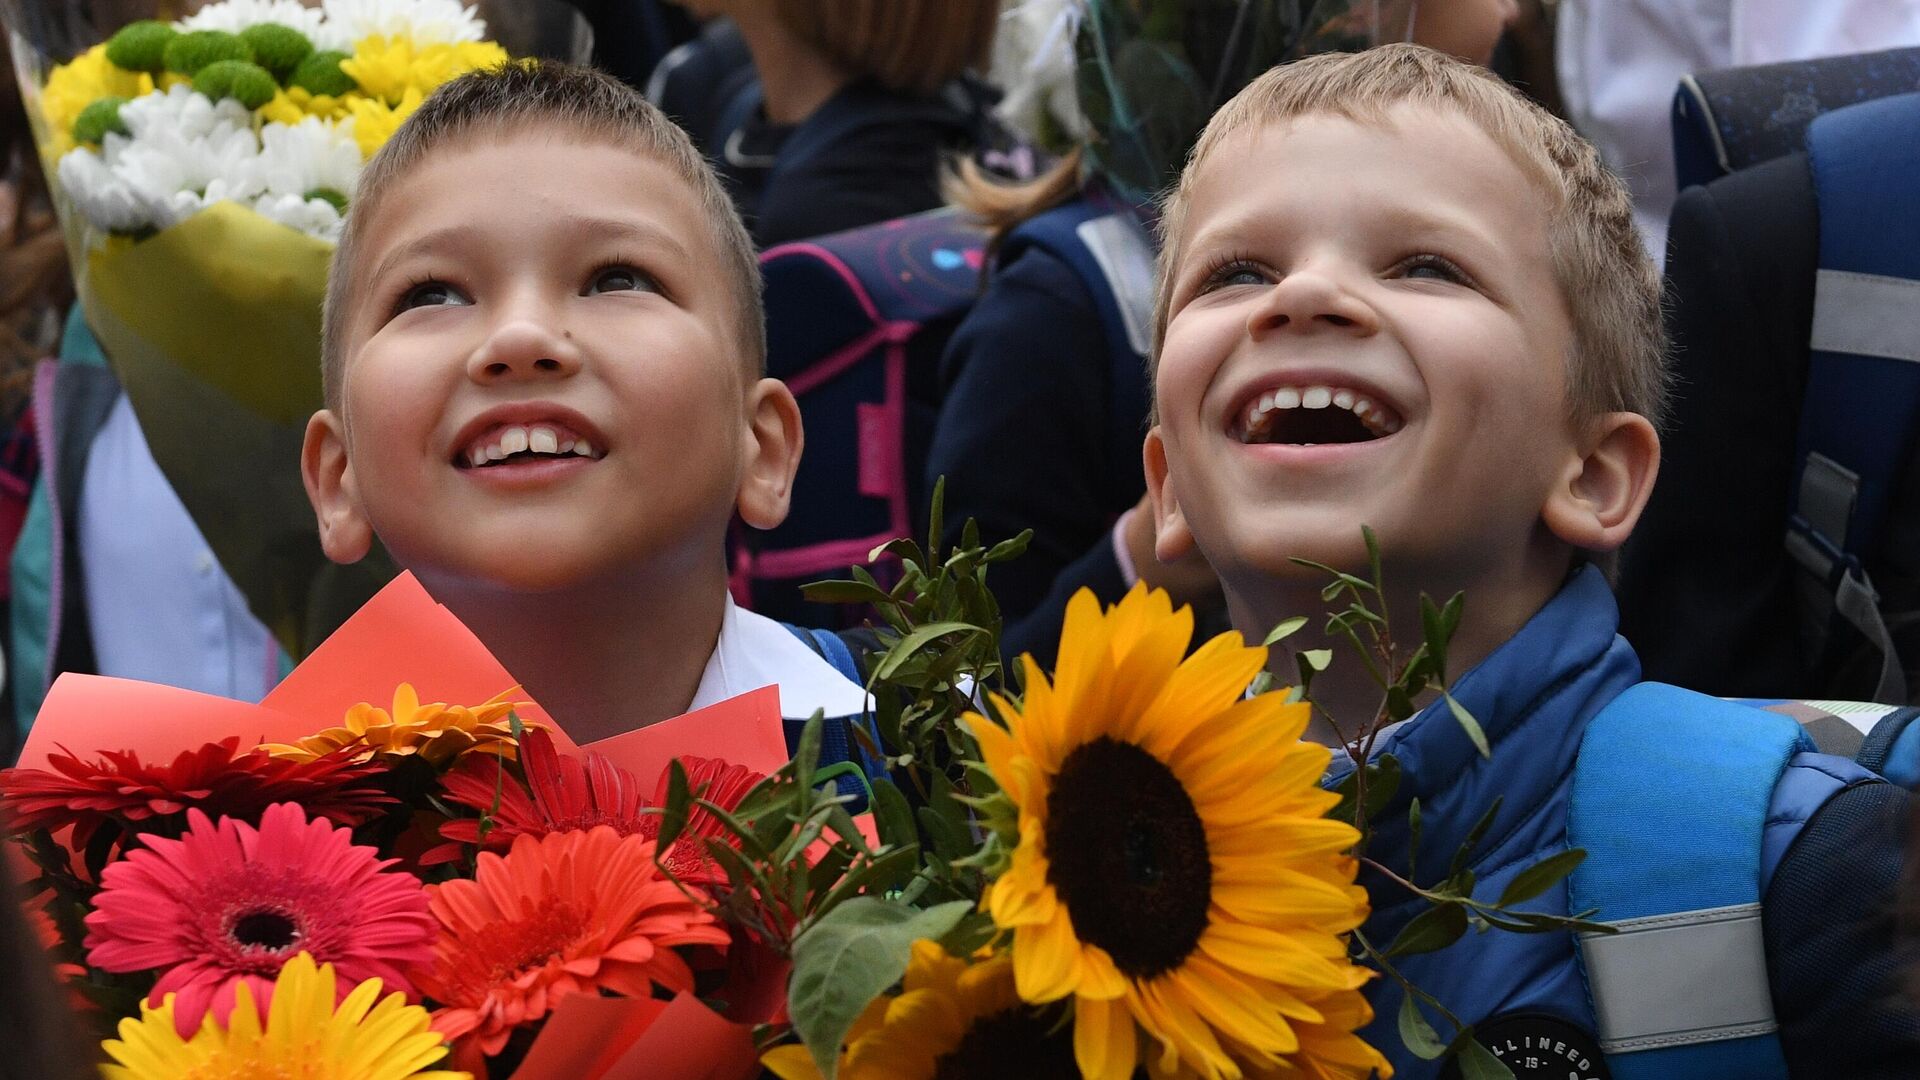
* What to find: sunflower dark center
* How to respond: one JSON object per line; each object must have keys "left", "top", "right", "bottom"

{"left": 932, "top": 1009, "right": 1081, "bottom": 1080}
{"left": 230, "top": 910, "right": 300, "bottom": 951}
{"left": 1042, "top": 736, "right": 1211, "bottom": 980}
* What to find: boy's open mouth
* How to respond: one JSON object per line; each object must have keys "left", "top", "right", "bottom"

{"left": 1233, "top": 384, "right": 1403, "bottom": 446}
{"left": 455, "top": 422, "right": 605, "bottom": 469}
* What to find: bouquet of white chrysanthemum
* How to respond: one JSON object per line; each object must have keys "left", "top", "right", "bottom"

{"left": 1, "top": 0, "right": 581, "bottom": 658}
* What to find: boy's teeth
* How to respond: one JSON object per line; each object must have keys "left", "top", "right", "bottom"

{"left": 462, "top": 422, "right": 602, "bottom": 466}
{"left": 501, "top": 427, "right": 529, "bottom": 455}
{"left": 1274, "top": 387, "right": 1301, "bottom": 409}
{"left": 1302, "top": 386, "right": 1332, "bottom": 409}
{"left": 1332, "top": 388, "right": 1355, "bottom": 410}
{"left": 1238, "top": 383, "right": 1404, "bottom": 441}
{"left": 528, "top": 426, "right": 559, "bottom": 455}
{"left": 470, "top": 447, "right": 487, "bottom": 468}
{"left": 573, "top": 439, "right": 594, "bottom": 457}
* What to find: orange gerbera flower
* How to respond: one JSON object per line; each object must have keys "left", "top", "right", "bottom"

{"left": 414, "top": 826, "right": 731, "bottom": 1057}
{"left": 261, "top": 684, "right": 531, "bottom": 768}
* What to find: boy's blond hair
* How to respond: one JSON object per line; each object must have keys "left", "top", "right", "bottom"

{"left": 322, "top": 62, "right": 763, "bottom": 410}
{"left": 1154, "top": 44, "right": 1666, "bottom": 426}
{"left": 778, "top": 0, "right": 999, "bottom": 97}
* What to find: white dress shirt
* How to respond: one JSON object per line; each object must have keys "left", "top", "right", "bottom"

{"left": 689, "top": 594, "right": 871, "bottom": 720}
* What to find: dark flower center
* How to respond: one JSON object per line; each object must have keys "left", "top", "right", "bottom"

{"left": 1042, "top": 737, "right": 1212, "bottom": 980}
{"left": 932, "top": 1009, "right": 1082, "bottom": 1080}
{"left": 230, "top": 910, "right": 300, "bottom": 951}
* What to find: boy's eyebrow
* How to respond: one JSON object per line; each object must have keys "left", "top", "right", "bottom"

{"left": 363, "top": 215, "right": 694, "bottom": 290}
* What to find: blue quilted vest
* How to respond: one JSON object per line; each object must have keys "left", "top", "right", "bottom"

{"left": 1327, "top": 568, "right": 1877, "bottom": 1078}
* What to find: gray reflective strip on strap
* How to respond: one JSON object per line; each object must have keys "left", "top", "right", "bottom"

{"left": 1836, "top": 570, "right": 1908, "bottom": 703}
{"left": 1579, "top": 904, "right": 1776, "bottom": 1054}
{"left": 1811, "top": 269, "right": 1920, "bottom": 363}
{"left": 1799, "top": 452, "right": 1859, "bottom": 548}
{"left": 1075, "top": 213, "right": 1157, "bottom": 357}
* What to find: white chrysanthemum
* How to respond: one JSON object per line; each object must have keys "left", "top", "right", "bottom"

{"left": 119, "top": 83, "right": 257, "bottom": 143}
{"left": 66, "top": 87, "right": 268, "bottom": 230}
{"left": 250, "top": 117, "right": 362, "bottom": 200}
{"left": 177, "top": 0, "right": 338, "bottom": 47}
{"left": 251, "top": 191, "right": 346, "bottom": 240}
{"left": 321, "top": 0, "right": 487, "bottom": 46}
{"left": 58, "top": 146, "right": 154, "bottom": 232}
{"left": 990, "top": 0, "right": 1090, "bottom": 145}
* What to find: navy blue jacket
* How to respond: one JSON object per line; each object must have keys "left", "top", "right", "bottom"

{"left": 1328, "top": 567, "right": 1917, "bottom": 1078}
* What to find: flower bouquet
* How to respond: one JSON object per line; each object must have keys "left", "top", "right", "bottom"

{"left": 0, "top": 0, "right": 586, "bottom": 657}
{"left": 1, "top": 570, "right": 802, "bottom": 1079}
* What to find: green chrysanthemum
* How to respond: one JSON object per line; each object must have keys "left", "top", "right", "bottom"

{"left": 73, "top": 97, "right": 130, "bottom": 145}
{"left": 193, "top": 60, "right": 279, "bottom": 108}
{"left": 291, "top": 49, "right": 358, "bottom": 97}
{"left": 105, "top": 20, "right": 176, "bottom": 74}
{"left": 163, "top": 29, "right": 253, "bottom": 77}
{"left": 239, "top": 24, "right": 315, "bottom": 83}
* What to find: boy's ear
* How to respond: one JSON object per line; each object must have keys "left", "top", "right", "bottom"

{"left": 1143, "top": 427, "right": 1197, "bottom": 562}
{"left": 1541, "top": 411, "right": 1661, "bottom": 554}
{"left": 736, "top": 378, "right": 804, "bottom": 530}
{"left": 302, "top": 409, "right": 373, "bottom": 565}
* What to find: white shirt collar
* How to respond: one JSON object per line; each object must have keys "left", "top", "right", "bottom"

{"left": 689, "top": 594, "right": 871, "bottom": 719}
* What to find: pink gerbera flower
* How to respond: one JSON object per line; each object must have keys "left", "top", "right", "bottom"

{"left": 83, "top": 802, "right": 436, "bottom": 1037}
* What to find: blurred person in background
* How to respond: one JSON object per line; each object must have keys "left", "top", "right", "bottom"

{"left": 1558, "top": 0, "right": 1920, "bottom": 258}
{"left": 929, "top": 0, "right": 1519, "bottom": 667}
{"left": 648, "top": 0, "right": 1005, "bottom": 246}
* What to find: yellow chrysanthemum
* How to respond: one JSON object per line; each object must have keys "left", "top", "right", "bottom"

{"left": 341, "top": 36, "right": 508, "bottom": 108}
{"left": 101, "top": 951, "right": 468, "bottom": 1080}
{"left": 261, "top": 86, "right": 355, "bottom": 126}
{"left": 963, "top": 585, "right": 1392, "bottom": 1080}
{"left": 38, "top": 44, "right": 156, "bottom": 156}
{"left": 346, "top": 85, "right": 425, "bottom": 159}
{"left": 260, "top": 683, "right": 533, "bottom": 767}
{"left": 764, "top": 941, "right": 1083, "bottom": 1080}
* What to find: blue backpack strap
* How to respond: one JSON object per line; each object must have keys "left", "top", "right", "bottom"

{"left": 1788, "top": 91, "right": 1920, "bottom": 703}
{"left": 1569, "top": 683, "right": 1811, "bottom": 1079}
{"left": 779, "top": 622, "right": 886, "bottom": 810}
{"left": 1002, "top": 200, "right": 1154, "bottom": 487}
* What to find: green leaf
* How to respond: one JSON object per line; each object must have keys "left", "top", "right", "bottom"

{"left": 927, "top": 475, "right": 946, "bottom": 563}
{"left": 655, "top": 758, "right": 692, "bottom": 851}
{"left": 1329, "top": 755, "right": 1401, "bottom": 825}
{"left": 983, "top": 530, "right": 1033, "bottom": 564}
{"left": 1445, "top": 692, "right": 1490, "bottom": 758}
{"left": 1398, "top": 993, "right": 1449, "bottom": 1059}
{"left": 870, "top": 621, "right": 983, "bottom": 683}
{"left": 1408, "top": 797, "right": 1423, "bottom": 881}
{"left": 1300, "top": 649, "right": 1333, "bottom": 671}
{"left": 867, "top": 779, "right": 918, "bottom": 850}
{"left": 788, "top": 899, "right": 973, "bottom": 1078}
{"left": 1419, "top": 594, "right": 1450, "bottom": 683}
{"left": 1451, "top": 796, "right": 1502, "bottom": 879}
{"left": 1263, "top": 615, "right": 1309, "bottom": 646}
{"left": 802, "top": 579, "right": 898, "bottom": 606}
{"left": 1386, "top": 902, "right": 1468, "bottom": 958}
{"left": 1456, "top": 1037, "right": 1516, "bottom": 1080}
{"left": 1497, "top": 849, "right": 1586, "bottom": 908}
{"left": 1362, "top": 524, "right": 1384, "bottom": 592}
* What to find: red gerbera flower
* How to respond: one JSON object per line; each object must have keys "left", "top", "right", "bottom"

{"left": 0, "top": 737, "right": 394, "bottom": 857}
{"left": 428, "top": 729, "right": 761, "bottom": 885}
{"left": 416, "top": 826, "right": 731, "bottom": 1057}
{"left": 83, "top": 802, "right": 436, "bottom": 1037}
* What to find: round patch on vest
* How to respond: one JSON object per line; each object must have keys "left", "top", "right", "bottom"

{"left": 1445, "top": 1014, "right": 1609, "bottom": 1080}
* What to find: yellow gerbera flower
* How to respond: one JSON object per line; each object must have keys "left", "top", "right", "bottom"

{"left": 341, "top": 36, "right": 508, "bottom": 108}
{"left": 764, "top": 941, "right": 1084, "bottom": 1080}
{"left": 101, "top": 951, "right": 468, "bottom": 1080}
{"left": 963, "top": 585, "right": 1391, "bottom": 1080}
{"left": 260, "top": 683, "right": 533, "bottom": 767}
{"left": 38, "top": 44, "right": 155, "bottom": 156}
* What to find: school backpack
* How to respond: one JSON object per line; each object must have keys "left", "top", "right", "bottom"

{"left": 1624, "top": 60, "right": 1920, "bottom": 704}
{"left": 738, "top": 198, "right": 1155, "bottom": 627}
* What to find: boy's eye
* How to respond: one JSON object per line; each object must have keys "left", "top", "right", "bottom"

{"left": 398, "top": 280, "right": 470, "bottom": 311}
{"left": 1397, "top": 254, "right": 1472, "bottom": 285}
{"left": 1201, "top": 259, "right": 1270, "bottom": 293}
{"left": 586, "top": 265, "right": 661, "bottom": 295}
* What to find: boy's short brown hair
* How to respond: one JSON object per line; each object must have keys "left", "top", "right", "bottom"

{"left": 777, "top": 0, "right": 999, "bottom": 97}
{"left": 322, "top": 61, "right": 763, "bottom": 410}
{"left": 1154, "top": 44, "right": 1667, "bottom": 427}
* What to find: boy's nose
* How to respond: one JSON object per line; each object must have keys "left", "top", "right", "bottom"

{"left": 467, "top": 315, "right": 585, "bottom": 383}
{"left": 1245, "top": 269, "right": 1380, "bottom": 340}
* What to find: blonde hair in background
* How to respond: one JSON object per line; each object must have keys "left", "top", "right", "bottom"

{"left": 775, "top": 0, "right": 1000, "bottom": 97}
{"left": 1154, "top": 44, "right": 1668, "bottom": 428}
{"left": 322, "top": 61, "right": 763, "bottom": 411}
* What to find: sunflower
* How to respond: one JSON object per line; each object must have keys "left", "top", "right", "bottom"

{"left": 83, "top": 802, "right": 436, "bottom": 1038}
{"left": 963, "top": 585, "right": 1389, "bottom": 1080}
{"left": 260, "top": 683, "right": 530, "bottom": 767}
{"left": 415, "top": 826, "right": 731, "bottom": 1057}
{"left": 100, "top": 951, "right": 467, "bottom": 1080}
{"left": 763, "top": 940, "right": 1081, "bottom": 1080}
